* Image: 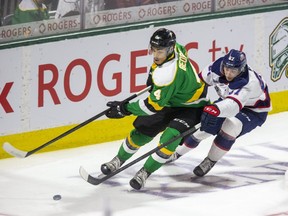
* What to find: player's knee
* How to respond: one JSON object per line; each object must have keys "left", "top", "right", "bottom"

{"left": 214, "top": 130, "right": 235, "bottom": 151}
{"left": 221, "top": 117, "right": 243, "bottom": 138}
{"left": 183, "top": 135, "right": 200, "bottom": 148}
{"left": 158, "top": 127, "right": 181, "bottom": 157}
{"left": 130, "top": 129, "right": 153, "bottom": 146}
{"left": 184, "top": 130, "right": 212, "bottom": 148}
{"left": 212, "top": 118, "right": 242, "bottom": 151}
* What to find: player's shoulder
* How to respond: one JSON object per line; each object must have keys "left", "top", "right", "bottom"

{"left": 175, "top": 43, "right": 188, "bottom": 56}
{"left": 246, "top": 68, "right": 264, "bottom": 86}
{"left": 152, "top": 43, "right": 188, "bottom": 87}
{"left": 210, "top": 57, "right": 224, "bottom": 76}
{"left": 19, "top": 0, "right": 39, "bottom": 9}
{"left": 153, "top": 60, "right": 177, "bottom": 86}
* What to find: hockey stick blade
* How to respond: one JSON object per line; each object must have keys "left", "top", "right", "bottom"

{"left": 3, "top": 142, "right": 28, "bottom": 158}
{"left": 79, "top": 166, "right": 101, "bottom": 185}
{"left": 79, "top": 166, "right": 107, "bottom": 185}
{"left": 79, "top": 123, "right": 200, "bottom": 186}
{"left": 79, "top": 166, "right": 90, "bottom": 181}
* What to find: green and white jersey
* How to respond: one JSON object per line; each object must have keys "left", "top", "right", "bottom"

{"left": 126, "top": 43, "right": 209, "bottom": 116}
{"left": 12, "top": 0, "right": 49, "bottom": 25}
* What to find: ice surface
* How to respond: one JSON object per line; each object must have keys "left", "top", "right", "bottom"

{"left": 0, "top": 112, "right": 288, "bottom": 216}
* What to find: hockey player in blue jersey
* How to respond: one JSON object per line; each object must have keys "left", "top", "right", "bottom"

{"left": 167, "top": 49, "right": 272, "bottom": 177}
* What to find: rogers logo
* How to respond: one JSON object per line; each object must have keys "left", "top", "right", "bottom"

{"left": 138, "top": 9, "right": 146, "bottom": 19}
{"left": 183, "top": 3, "right": 190, "bottom": 12}
{"left": 39, "top": 23, "right": 46, "bottom": 34}
{"left": 218, "top": 0, "right": 226, "bottom": 8}
{"left": 93, "top": 15, "right": 101, "bottom": 25}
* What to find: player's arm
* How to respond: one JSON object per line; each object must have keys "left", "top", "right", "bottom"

{"left": 198, "top": 65, "right": 214, "bottom": 86}
{"left": 200, "top": 86, "right": 250, "bottom": 135}
{"left": 199, "top": 58, "right": 224, "bottom": 85}
{"left": 105, "top": 85, "right": 169, "bottom": 119}
{"left": 127, "top": 62, "right": 178, "bottom": 116}
{"left": 126, "top": 84, "right": 173, "bottom": 116}
{"left": 207, "top": 85, "right": 250, "bottom": 118}
{"left": 106, "top": 62, "right": 177, "bottom": 118}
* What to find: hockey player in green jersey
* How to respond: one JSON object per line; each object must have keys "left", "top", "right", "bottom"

{"left": 102, "top": 28, "right": 209, "bottom": 190}
{"left": 12, "top": 0, "right": 50, "bottom": 25}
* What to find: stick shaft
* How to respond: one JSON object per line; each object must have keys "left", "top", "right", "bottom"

{"left": 86, "top": 123, "right": 200, "bottom": 185}
{"left": 6, "top": 86, "right": 151, "bottom": 158}
{"left": 27, "top": 110, "right": 108, "bottom": 156}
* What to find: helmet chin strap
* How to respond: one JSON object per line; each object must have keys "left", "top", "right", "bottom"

{"left": 167, "top": 46, "right": 174, "bottom": 55}
{"left": 234, "top": 64, "right": 248, "bottom": 79}
{"left": 164, "top": 46, "right": 175, "bottom": 61}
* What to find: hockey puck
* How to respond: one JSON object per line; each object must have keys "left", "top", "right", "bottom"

{"left": 53, "top": 195, "right": 62, "bottom": 200}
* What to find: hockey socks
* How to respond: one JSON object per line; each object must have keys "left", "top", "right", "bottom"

{"left": 118, "top": 129, "right": 153, "bottom": 161}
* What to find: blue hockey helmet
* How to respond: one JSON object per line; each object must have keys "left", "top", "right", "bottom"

{"left": 221, "top": 49, "right": 247, "bottom": 75}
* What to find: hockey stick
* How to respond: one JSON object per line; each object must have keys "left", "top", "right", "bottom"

{"left": 79, "top": 123, "right": 201, "bottom": 186}
{"left": 3, "top": 86, "right": 151, "bottom": 158}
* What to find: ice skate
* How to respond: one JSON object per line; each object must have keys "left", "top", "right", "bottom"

{"left": 165, "top": 152, "right": 181, "bottom": 164}
{"left": 101, "top": 156, "right": 124, "bottom": 175}
{"left": 129, "top": 167, "right": 151, "bottom": 190}
{"left": 193, "top": 157, "right": 216, "bottom": 177}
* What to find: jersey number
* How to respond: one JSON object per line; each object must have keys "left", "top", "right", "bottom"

{"left": 154, "top": 89, "right": 161, "bottom": 100}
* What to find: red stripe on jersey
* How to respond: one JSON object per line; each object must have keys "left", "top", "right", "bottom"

{"left": 198, "top": 72, "right": 205, "bottom": 82}
{"left": 226, "top": 96, "right": 243, "bottom": 110}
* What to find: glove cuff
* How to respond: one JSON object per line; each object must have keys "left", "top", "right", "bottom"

{"left": 203, "top": 105, "right": 220, "bottom": 117}
{"left": 121, "top": 103, "right": 131, "bottom": 116}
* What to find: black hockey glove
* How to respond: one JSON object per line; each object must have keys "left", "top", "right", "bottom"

{"left": 200, "top": 105, "right": 223, "bottom": 135}
{"left": 105, "top": 101, "right": 131, "bottom": 119}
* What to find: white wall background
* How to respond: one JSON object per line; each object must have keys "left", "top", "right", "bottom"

{"left": 0, "top": 10, "right": 287, "bottom": 135}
